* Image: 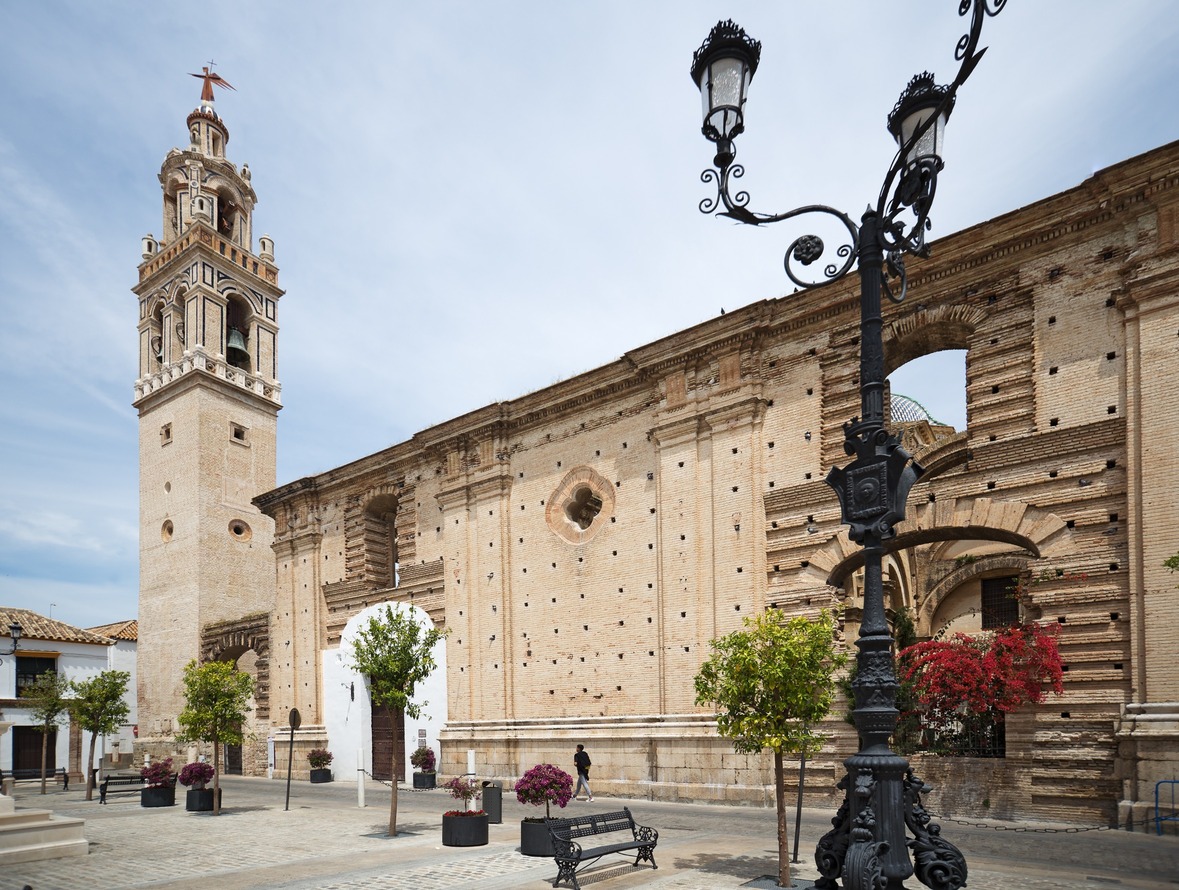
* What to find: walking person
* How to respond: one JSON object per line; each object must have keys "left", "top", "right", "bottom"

{"left": 573, "top": 744, "right": 593, "bottom": 801}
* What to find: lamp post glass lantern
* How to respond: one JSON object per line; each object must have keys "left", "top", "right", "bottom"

{"left": 5, "top": 622, "right": 20, "bottom": 655}
{"left": 690, "top": 3, "right": 1006, "bottom": 890}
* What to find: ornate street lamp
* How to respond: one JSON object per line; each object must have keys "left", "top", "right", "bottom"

{"left": 690, "top": 4, "right": 1006, "bottom": 890}
{"left": 5, "top": 621, "right": 21, "bottom": 656}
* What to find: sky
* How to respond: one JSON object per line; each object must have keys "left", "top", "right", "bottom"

{"left": 1, "top": 1, "right": 1176, "bottom": 631}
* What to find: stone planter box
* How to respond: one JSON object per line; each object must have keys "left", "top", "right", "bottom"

{"left": 520, "top": 818, "right": 555, "bottom": 857}
{"left": 185, "top": 787, "right": 221, "bottom": 811}
{"left": 141, "top": 785, "right": 176, "bottom": 808}
{"left": 310, "top": 768, "right": 333, "bottom": 783}
{"left": 442, "top": 812, "right": 488, "bottom": 846}
{"left": 413, "top": 771, "right": 436, "bottom": 789}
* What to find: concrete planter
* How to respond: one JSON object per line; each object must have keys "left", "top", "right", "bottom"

{"left": 441, "top": 812, "right": 488, "bottom": 846}
{"left": 413, "top": 772, "right": 436, "bottom": 789}
{"left": 185, "top": 788, "right": 221, "bottom": 811}
{"left": 309, "top": 768, "right": 333, "bottom": 784}
{"left": 141, "top": 785, "right": 176, "bottom": 808}
{"left": 520, "top": 818, "right": 555, "bottom": 857}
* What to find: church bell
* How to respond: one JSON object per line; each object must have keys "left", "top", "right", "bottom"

{"left": 227, "top": 327, "right": 249, "bottom": 365}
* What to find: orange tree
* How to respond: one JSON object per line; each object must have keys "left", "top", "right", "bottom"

{"left": 175, "top": 659, "right": 253, "bottom": 815}
{"left": 898, "top": 622, "right": 1063, "bottom": 754}
{"left": 694, "top": 609, "right": 846, "bottom": 888}
{"left": 351, "top": 605, "right": 448, "bottom": 837}
{"left": 25, "top": 671, "right": 71, "bottom": 794}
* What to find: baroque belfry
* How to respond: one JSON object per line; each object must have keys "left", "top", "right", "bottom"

{"left": 132, "top": 71, "right": 281, "bottom": 761}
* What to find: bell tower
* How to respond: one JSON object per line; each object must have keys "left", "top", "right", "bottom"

{"left": 133, "top": 70, "right": 282, "bottom": 755}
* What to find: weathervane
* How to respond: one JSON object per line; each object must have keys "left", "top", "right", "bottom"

{"left": 189, "top": 61, "right": 235, "bottom": 103}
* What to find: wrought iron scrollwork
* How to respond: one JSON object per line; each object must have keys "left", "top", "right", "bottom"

{"left": 696, "top": 0, "right": 1002, "bottom": 302}
{"left": 904, "top": 768, "right": 968, "bottom": 890}
{"left": 815, "top": 775, "right": 852, "bottom": 889}
{"left": 842, "top": 806, "right": 889, "bottom": 890}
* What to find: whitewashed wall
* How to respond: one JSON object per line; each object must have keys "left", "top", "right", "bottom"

{"left": 0, "top": 637, "right": 114, "bottom": 774}
{"left": 322, "top": 602, "right": 447, "bottom": 783}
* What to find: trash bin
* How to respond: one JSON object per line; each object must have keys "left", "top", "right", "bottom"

{"left": 481, "top": 780, "right": 502, "bottom": 824}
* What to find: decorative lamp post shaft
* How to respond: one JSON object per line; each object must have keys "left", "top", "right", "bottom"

{"left": 690, "top": 3, "right": 1006, "bottom": 888}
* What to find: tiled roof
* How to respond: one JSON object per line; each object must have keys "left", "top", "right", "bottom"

{"left": 87, "top": 619, "right": 138, "bottom": 642}
{"left": 0, "top": 607, "right": 114, "bottom": 646}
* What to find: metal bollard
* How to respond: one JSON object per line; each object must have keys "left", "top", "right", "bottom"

{"left": 357, "top": 749, "right": 366, "bottom": 808}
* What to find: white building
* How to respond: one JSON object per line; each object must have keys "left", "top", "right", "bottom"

{"left": 1, "top": 609, "right": 137, "bottom": 782}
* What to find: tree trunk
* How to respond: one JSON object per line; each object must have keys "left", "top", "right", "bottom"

{"left": 40, "top": 729, "right": 49, "bottom": 795}
{"left": 775, "top": 749, "right": 792, "bottom": 887}
{"left": 387, "top": 707, "right": 399, "bottom": 835}
{"left": 85, "top": 730, "right": 99, "bottom": 801}
{"left": 213, "top": 737, "right": 222, "bottom": 816}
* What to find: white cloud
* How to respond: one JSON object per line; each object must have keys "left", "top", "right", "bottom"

{"left": 0, "top": 1, "right": 1175, "bottom": 627}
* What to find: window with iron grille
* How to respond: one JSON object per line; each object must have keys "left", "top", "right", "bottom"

{"left": 15, "top": 655, "right": 56, "bottom": 698}
{"left": 980, "top": 576, "right": 1019, "bottom": 629}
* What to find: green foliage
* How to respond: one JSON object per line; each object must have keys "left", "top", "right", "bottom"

{"left": 694, "top": 609, "right": 847, "bottom": 757}
{"left": 25, "top": 670, "right": 71, "bottom": 732}
{"left": 350, "top": 605, "right": 448, "bottom": 720}
{"left": 1166, "top": 552, "right": 1179, "bottom": 582}
{"left": 69, "top": 670, "right": 131, "bottom": 737}
{"left": 176, "top": 660, "right": 253, "bottom": 747}
{"left": 69, "top": 669, "right": 132, "bottom": 800}
{"left": 176, "top": 659, "right": 253, "bottom": 816}
{"left": 24, "top": 671, "right": 72, "bottom": 794}
{"left": 350, "top": 604, "right": 448, "bottom": 836}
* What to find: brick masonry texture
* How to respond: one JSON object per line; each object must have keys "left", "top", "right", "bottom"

{"left": 139, "top": 127, "right": 1179, "bottom": 829}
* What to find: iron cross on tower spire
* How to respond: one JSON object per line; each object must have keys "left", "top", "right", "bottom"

{"left": 189, "top": 63, "right": 235, "bottom": 104}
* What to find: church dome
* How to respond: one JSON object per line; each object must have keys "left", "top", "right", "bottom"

{"left": 891, "top": 393, "right": 941, "bottom": 425}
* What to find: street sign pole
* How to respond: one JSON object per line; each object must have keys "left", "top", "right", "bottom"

{"left": 285, "top": 707, "right": 301, "bottom": 812}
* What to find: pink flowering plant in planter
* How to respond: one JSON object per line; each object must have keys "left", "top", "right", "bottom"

{"left": 410, "top": 745, "right": 436, "bottom": 773}
{"left": 515, "top": 763, "right": 573, "bottom": 821}
{"left": 178, "top": 761, "right": 215, "bottom": 790}
{"left": 307, "top": 748, "right": 333, "bottom": 769}
{"left": 441, "top": 776, "right": 483, "bottom": 816}
{"left": 141, "top": 757, "right": 176, "bottom": 788}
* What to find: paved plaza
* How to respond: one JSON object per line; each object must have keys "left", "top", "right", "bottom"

{"left": 6, "top": 776, "right": 1178, "bottom": 890}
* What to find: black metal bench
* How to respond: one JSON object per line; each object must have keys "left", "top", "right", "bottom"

{"left": 99, "top": 774, "right": 158, "bottom": 803}
{"left": 547, "top": 807, "right": 658, "bottom": 890}
{"left": 0, "top": 767, "right": 69, "bottom": 790}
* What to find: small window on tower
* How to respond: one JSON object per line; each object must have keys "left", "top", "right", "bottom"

{"left": 161, "top": 423, "right": 172, "bottom": 446}
{"left": 230, "top": 422, "right": 248, "bottom": 444}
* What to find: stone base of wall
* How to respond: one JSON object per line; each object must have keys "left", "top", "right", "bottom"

{"left": 1116, "top": 702, "right": 1179, "bottom": 834}
{"left": 438, "top": 715, "right": 844, "bottom": 808}
{"left": 269, "top": 726, "right": 330, "bottom": 781}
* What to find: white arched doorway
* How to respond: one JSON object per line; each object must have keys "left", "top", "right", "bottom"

{"left": 323, "top": 602, "right": 447, "bottom": 783}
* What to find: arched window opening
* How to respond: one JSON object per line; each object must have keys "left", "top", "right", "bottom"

{"left": 887, "top": 350, "right": 966, "bottom": 449}
{"left": 225, "top": 294, "right": 252, "bottom": 371}
{"left": 150, "top": 302, "right": 165, "bottom": 369}
{"left": 364, "top": 494, "right": 398, "bottom": 590}
{"left": 215, "top": 192, "right": 238, "bottom": 239}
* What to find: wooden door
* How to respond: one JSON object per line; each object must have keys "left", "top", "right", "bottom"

{"left": 224, "top": 742, "right": 243, "bottom": 775}
{"left": 370, "top": 704, "right": 405, "bottom": 782}
{"left": 13, "top": 726, "right": 55, "bottom": 771}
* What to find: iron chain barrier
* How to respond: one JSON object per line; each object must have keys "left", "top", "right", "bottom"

{"left": 926, "top": 812, "right": 1114, "bottom": 833}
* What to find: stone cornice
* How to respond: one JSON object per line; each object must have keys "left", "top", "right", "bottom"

{"left": 132, "top": 345, "right": 281, "bottom": 410}
{"left": 254, "top": 142, "right": 1179, "bottom": 515}
{"left": 136, "top": 221, "right": 281, "bottom": 294}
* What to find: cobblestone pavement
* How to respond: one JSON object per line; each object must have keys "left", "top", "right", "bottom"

{"left": 6, "top": 776, "right": 1178, "bottom": 890}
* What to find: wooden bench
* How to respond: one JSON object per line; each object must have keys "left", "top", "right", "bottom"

{"left": 547, "top": 807, "right": 658, "bottom": 890}
{"left": 0, "top": 767, "right": 69, "bottom": 791}
{"left": 99, "top": 774, "right": 153, "bottom": 803}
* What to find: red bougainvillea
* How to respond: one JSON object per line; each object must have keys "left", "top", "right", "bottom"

{"left": 898, "top": 622, "right": 1064, "bottom": 749}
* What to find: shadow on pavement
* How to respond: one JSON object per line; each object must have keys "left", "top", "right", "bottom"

{"left": 673, "top": 851, "right": 780, "bottom": 881}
